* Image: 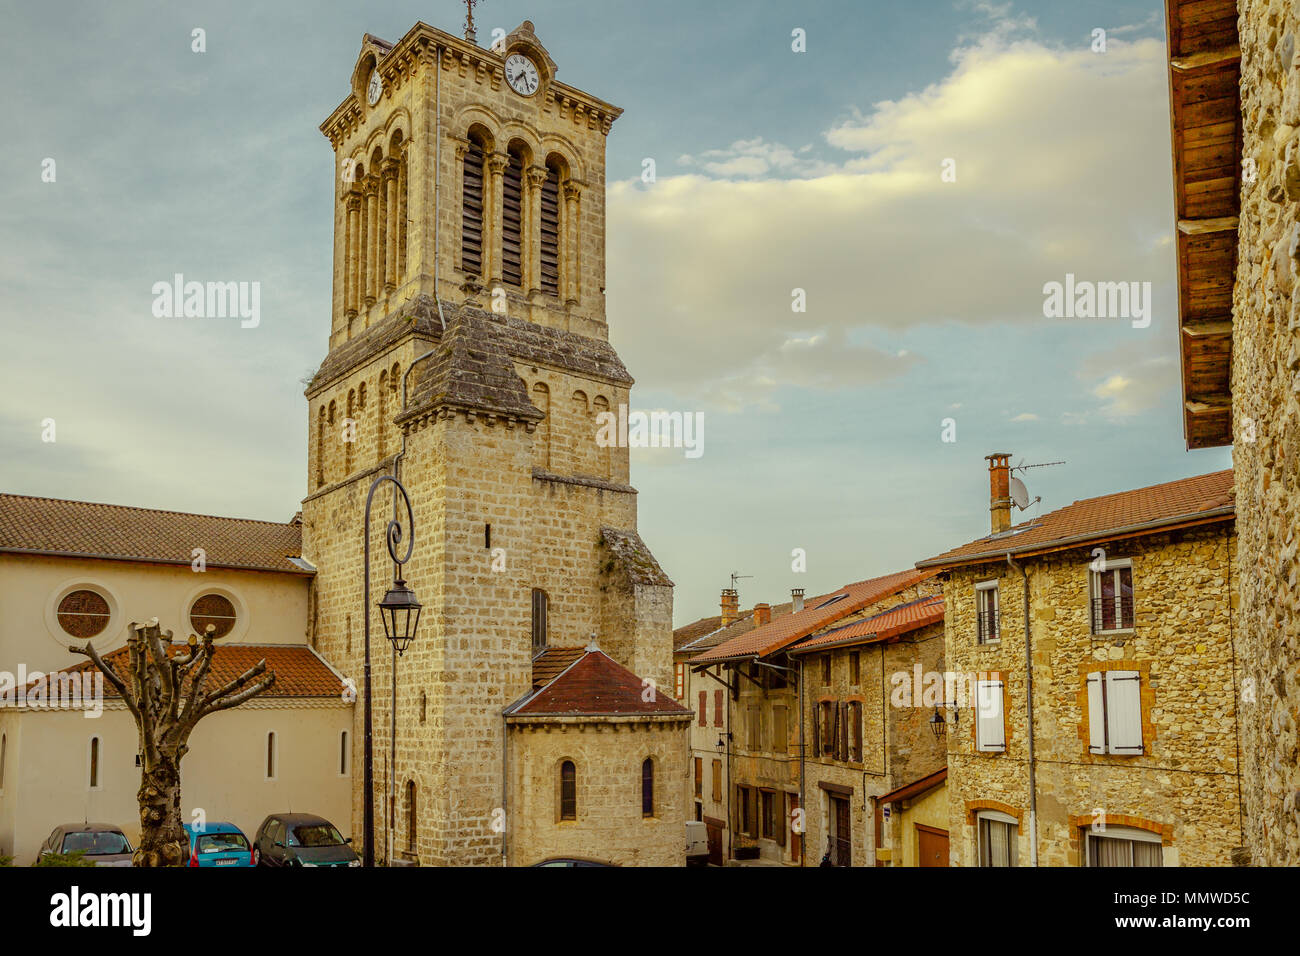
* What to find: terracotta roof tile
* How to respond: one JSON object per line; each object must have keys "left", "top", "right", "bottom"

{"left": 509, "top": 649, "right": 691, "bottom": 717}
{"left": 50, "top": 643, "right": 344, "bottom": 699}
{"left": 792, "top": 596, "right": 944, "bottom": 652}
{"left": 0, "top": 494, "right": 309, "bottom": 575}
{"left": 917, "top": 469, "right": 1234, "bottom": 569}
{"left": 691, "top": 569, "right": 937, "bottom": 665}
{"left": 531, "top": 646, "right": 585, "bottom": 689}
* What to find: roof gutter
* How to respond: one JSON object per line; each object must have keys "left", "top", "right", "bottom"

{"left": 916, "top": 507, "right": 1234, "bottom": 570}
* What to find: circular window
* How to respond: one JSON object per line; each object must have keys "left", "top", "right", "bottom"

{"left": 190, "top": 594, "right": 237, "bottom": 639}
{"left": 56, "top": 589, "right": 112, "bottom": 639}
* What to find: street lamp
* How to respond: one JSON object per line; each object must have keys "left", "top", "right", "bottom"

{"left": 362, "top": 474, "right": 419, "bottom": 867}
{"left": 929, "top": 700, "right": 960, "bottom": 740}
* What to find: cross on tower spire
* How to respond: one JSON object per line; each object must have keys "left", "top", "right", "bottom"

{"left": 463, "top": 0, "right": 482, "bottom": 45}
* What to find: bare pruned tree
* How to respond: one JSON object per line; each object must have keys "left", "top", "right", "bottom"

{"left": 72, "top": 618, "right": 275, "bottom": 867}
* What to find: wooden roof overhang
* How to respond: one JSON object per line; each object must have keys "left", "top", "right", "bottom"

{"left": 1165, "top": 0, "right": 1241, "bottom": 449}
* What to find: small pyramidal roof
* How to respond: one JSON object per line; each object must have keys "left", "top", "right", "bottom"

{"left": 508, "top": 649, "right": 691, "bottom": 718}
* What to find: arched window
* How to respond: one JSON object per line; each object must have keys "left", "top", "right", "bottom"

{"left": 266, "top": 732, "right": 276, "bottom": 780}
{"left": 420, "top": 690, "right": 427, "bottom": 724}
{"left": 57, "top": 589, "right": 111, "bottom": 639}
{"left": 531, "top": 382, "right": 551, "bottom": 470}
{"left": 405, "top": 780, "right": 417, "bottom": 851}
{"left": 540, "top": 161, "right": 562, "bottom": 296}
{"left": 592, "top": 395, "right": 611, "bottom": 478}
{"left": 339, "top": 731, "right": 349, "bottom": 776}
{"left": 190, "top": 594, "right": 237, "bottom": 639}
{"left": 641, "top": 758, "right": 655, "bottom": 818}
{"left": 461, "top": 136, "right": 487, "bottom": 277}
{"left": 345, "top": 388, "right": 356, "bottom": 474}
{"left": 531, "top": 588, "right": 548, "bottom": 657}
{"left": 377, "top": 369, "right": 388, "bottom": 459}
{"left": 316, "top": 406, "right": 326, "bottom": 487}
{"left": 501, "top": 145, "right": 526, "bottom": 287}
{"left": 559, "top": 761, "right": 576, "bottom": 821}
{"left": 89, "top": 736, "right": 101, "bottom": 789}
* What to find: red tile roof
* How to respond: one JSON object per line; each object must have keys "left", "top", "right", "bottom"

{"left": 48, "top": 643, "right": 346, "bottom": 699}
{"left": 690, "top": 569, "right": 937, "bottom": 665}
{"left": 0, "top": 494, "right": 309, "bottom": 575}
{"left": 917, "top": 469, "right": 1234, "bottom": 569}
{"left": 791, "top": 596, "right": 944, "bottom": 652}
{"left": 509, "top": 649, "right": 692, "bottom": 717}
{"left": 531, "top": 646, "right": 586, "bottom": 689}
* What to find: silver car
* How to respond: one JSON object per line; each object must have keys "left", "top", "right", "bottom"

{"left": 36, "top": 824, "right": 134, "bottom": 867}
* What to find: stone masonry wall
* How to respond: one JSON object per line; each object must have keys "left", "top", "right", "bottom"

{"left": 1234, "top": 0, "right": 1300, "bottom": 866}
{"left": 943, "top": 524, "right": 1239, "bottom": 866}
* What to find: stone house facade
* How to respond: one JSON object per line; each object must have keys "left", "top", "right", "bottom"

{"left": 1163, "top": 0, "right": 1300, "bottom": 865}
{"left": 919, "top": 455, "right": 1239, "bottom": 867}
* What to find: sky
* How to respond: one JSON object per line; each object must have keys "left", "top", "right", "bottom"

{"left": 0, "top": 0, "right": 1232, "bottom": 627}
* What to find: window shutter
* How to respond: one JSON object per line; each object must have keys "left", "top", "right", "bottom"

{"left": 501, "top": 151, "right": 524, "bottom": 287}
{"left": 698, "top": 690, "right": 706, "bottom": 727}
{"left": 838, "top": 701, "right": 848, "bottom": 761}
{"left": 461, "top": 141, "right": 485, "bottom": 276}
{"left": 539, "top": 165, "right": 561, "bottom": 296}
{"left": 976, "top": 680, "right": 1005, "bottom": 752}
{"left": 714, "top": 689, "right": 724, "bottom": 728}
{"left": 1105, "top": 671, "right": 1144, "bottom": 753}
{"left": 1086, "top": 671, "right": 1107, "bottom": 754}
{"left": 812, "top": 703, "right": 822, "bottom": 755}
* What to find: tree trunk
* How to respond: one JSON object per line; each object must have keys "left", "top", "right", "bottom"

{"left": 134, "top": 759, "right": 187, "bottom": 867}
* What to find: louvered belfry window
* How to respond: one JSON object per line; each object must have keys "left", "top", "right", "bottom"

{"left": 539, "top": 164, "right": 561, "bottom": 296}
{"left": 501, "top": 150, "right": 525, "bottom": 287}
{"left": 461, "top": 140, "right": 485, "bottom": 277}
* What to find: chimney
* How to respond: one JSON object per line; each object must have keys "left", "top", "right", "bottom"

{"left": 720, "top": 588, "right": 739, "bottom": 627}
{"left": 986, "top": 452, "right": 1013, "bottom": 534}
{"left": 791, "top": 588, "right": 805, "bottom": 613}
{"left": 753, "top": 603, "right": 771, "bottom": 626}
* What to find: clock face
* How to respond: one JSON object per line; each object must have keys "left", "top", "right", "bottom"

{"left": 504, "top": 53, "right": 539, "bottom": 96}
{"left": 367, "top": 69, "right": 383, "bottom": 106}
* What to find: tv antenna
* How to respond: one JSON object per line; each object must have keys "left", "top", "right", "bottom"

{"left": 730, "top": 572, "right": 753, "bottom": 590}
{"left": 1008, "top": 459, "right": 1064, "bottom": 511}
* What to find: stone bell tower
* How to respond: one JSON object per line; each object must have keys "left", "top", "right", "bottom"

{"left": 301, "top": 18, "right": 678, "bottom": 866}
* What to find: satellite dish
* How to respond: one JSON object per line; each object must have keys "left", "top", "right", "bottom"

{"left": 1009, "top": 476, "right": 1030, "bottom": 510}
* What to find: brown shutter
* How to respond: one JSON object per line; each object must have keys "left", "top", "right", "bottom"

{"left": 812, "top": 703, "right": 821, "bottom": 755}
{"left": 698, "top": 690, "right": 706, "bottom": 727}
{"left": 539, "top": 165, "right": 561, "bottom": 296}
{"left": 461, "top": 141, "right": 485, "bottom": 276}
{"left": 714, "top": 688, "right": 724, "bottom": 727}
{"left": 501, "top": 150, "right": 524, "bottom": 287}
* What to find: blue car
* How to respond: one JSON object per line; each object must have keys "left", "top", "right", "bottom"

{"left": 183, "top": 822, "right": 254, "bottom": 868}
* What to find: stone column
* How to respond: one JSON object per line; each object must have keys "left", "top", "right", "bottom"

{"left": 396, "top": 145, "right": 408, "bottom": 284}
{"left": 364, "top": 176, "right": 379, "bottom": 308}
{"left": 345, "top": 189, "right": 362, "bottom": 319}
{"left": 383, "top": 158, "right": 400, "bottom": 294}
{"left": 563, "top": 181, "right": 581, "bottom": 306}
{"left": 486, "top": 152, "right": 509, "bottom": 287}
{"left": 525, "top": 165, "right": 547, "bottom": 295}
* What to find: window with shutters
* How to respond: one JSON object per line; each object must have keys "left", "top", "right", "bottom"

{"left": 674, "top": 662, "right": 685, "bottom": 699}
{"left": 760, "top": 790, "right": 775, "bottom": 839}
{"left": 747, "top": 705, "right": 761, "bottom": 750}
{"left": 976, "top": 580, "right": 1000, "bottom": 643}
{"left": 711, "top": 760, "right": 722, "bottom": 803}
{"left": 975, "top": 680, "right": 1006, "bottom": 753}
{"left": 461, "top": 137, "right": 486, "bottom": 276}
{"left": 817, "top": 701, "right": 834, "bottom": 756}
{"left": 772, "top": 705, "right": 787, "bottom": 755}
{"left": 559, "top": 760, "right": 576, "bottom": 821}
{"left": 713, "top": 689, "right": 724, "bottom": 727}
{"left": 837, "top": 700, "right": 849, "bottom": 761}
{"left": 849, "top": 701, "right": 863, "bottom": 762}
{"left": 849, "top": 651, "right": 860, "bottom": 685}
{"left": 1085, "top": 670, "right": 1144, "bottom": 755}
{"left": 1090, "top": 560, "right": 1135, "bottom": 632}
{"left": 500, "top": 147, "right": 525, "bottom": 287}
{"left": 694, "top": 757, "right": 702, "bottom": 798}
{"left": 697, "top": 691, "right": 706, "bottom": 727}
{"left": 976, "top": 811, "right": 1018, "bottom": 866}
{"left": 531, "top": 588, "right": 548, "bottom": 657}
{"left": 1084, "top": 825, "right": 1162, "bottom": 866}
{"left": 539, "top": 161, "right": 561, "bottom": 296}
{"left": 821, "top": 654, "right": 831, "bottom": 684}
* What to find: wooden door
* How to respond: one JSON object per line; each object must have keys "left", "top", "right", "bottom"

{"left": 832, "top": 797, "right": 852, "bottom": 866}
{"left": 916, "top": 824, "right": 949, "bottom": 867}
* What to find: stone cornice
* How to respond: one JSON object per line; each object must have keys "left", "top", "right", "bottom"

{"left": 321, "top": 22, "right": 622, "bottom": 148}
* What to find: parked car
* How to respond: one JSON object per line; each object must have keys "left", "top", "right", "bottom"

{"left": 532, "top": 857, "right": 616, "bottom": 867}
{"left": 252, "top": 813, "right": 359, "bottom": 868}
{"left": 36, "top": 824, "right": 133, "bottom": 867}
{"left": 685, "top": 820, "right": 709, "bottom": 866}
{"left": 183, "top": 822, "right": 254, "bottom": 868}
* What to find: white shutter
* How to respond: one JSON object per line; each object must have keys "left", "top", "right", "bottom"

{"left": 976, "top": 680, "right": 1005, "bottom": 752}
{"left": 1086, "top": 672, "right": 1107, "bottom": 754}
{"left": 1106, "top": 671, "right": 1143, "bottom": 753}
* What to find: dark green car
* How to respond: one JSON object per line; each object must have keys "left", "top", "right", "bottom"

{"left": 252, "top": 813, "right": 359, "bottom": 868}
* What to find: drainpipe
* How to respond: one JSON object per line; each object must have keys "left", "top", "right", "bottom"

{"left": 1007, "top": 553, "right": 1039, "bottom": 867}
{"left": 799, "top": 657, "right": 806, "bottom": 866}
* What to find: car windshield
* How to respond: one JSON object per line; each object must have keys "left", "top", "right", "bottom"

{"left": 290, "top": 824, "right": 344, "bottom": 847}
{"left": 61, "top": 830, "right": 130, "bottom": 855}
{"left": 197, "top": 832, "right": 249, "bottom": 854}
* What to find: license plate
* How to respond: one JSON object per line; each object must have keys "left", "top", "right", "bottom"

{"left": 215, "top": 858, "right": 238, "bottom": 866}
